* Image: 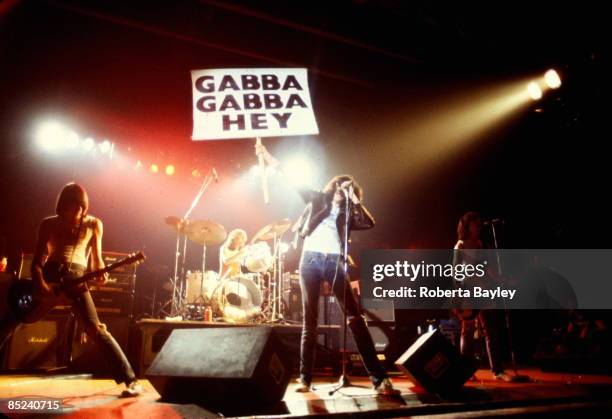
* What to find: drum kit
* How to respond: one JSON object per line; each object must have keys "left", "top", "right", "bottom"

{"left": 163, "top": 215, "right": 294, "bottom": 324}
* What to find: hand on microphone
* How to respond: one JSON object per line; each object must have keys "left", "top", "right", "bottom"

{"left": 339, "top": 180, "right": 359, "bottom": 204}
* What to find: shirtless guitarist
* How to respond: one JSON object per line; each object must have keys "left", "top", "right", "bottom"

{"left": 0, "top": 183, "right": 143, "bottom": 396}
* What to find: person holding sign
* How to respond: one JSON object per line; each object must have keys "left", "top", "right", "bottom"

{"left": 255, "top": 143, "right": 398, "bottom": 395}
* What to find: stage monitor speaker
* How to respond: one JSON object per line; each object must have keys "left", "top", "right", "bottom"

{"left": 146, "top": 326, "right": 292, "bottom": 408}
{"left": 395, "top": 328, "right": 475, "bottom": 395}
{"left": 3, "top": 314, "right": 72, "bottom": 370}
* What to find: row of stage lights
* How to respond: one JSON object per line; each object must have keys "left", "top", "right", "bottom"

{"left": 136, "top": 161, "right": 204, "bottom": 178}
{"left": 34, "top": 121, "right": 115, "bottom": 156}
{"left": 527, "top": 69, "right": 562, "bottom": 100}
{"left": 33, "top": 121, "right": 317, "bottom": 183}
{"left": 33, "top": 121, "right": 209, "bottom": 178}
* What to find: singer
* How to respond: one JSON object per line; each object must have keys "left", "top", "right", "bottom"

{"left": 255, "top": 142, "right": 398, "bottom": 395}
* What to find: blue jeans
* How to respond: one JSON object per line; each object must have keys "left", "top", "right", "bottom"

{"left": 299, "top": 251, "right": 386, "bottom": 385}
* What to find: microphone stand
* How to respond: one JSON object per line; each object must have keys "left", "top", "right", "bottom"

{"left": 328, "top": 185, "right": 366, "bottom": 395}
{"left": 490, "top": 221, "right": 531, "bottom": 383}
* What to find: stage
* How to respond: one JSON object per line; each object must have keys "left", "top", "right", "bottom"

{"left": 1, "top": 369, "right": 611, "bottom": 418}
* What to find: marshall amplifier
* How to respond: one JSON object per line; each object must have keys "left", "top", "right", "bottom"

{"left": 3, "top": 313, "right": 73, "bottom": 370}
{"left": 101, "top": 252, "right": 137, "bottom": 291}
{"left": 87, "top": 287, "right": 134, "bottom": 317}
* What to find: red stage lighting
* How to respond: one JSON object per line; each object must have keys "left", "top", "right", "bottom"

{"left": 165, "top": 165, "right": 176, "bottom": 176}
{"left": 151, "top": 164, "right": 159, "bottom": 173}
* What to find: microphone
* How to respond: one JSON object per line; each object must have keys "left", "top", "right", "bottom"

{"left": 483, "top": 218, "right": 504, "bottom": 226}
{"left": 212, "top": 168, "right": 218, "bottom": 182}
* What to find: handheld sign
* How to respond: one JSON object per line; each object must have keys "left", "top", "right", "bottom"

{"left": 191, "top": 68, "right": 319, "bottom": 140}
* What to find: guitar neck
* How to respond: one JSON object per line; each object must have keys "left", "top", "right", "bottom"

{"left": 63, "top": 253, "right": 144, "bottom": 287}
{"left": 78, "top": 264, "right": 119, "bottom": 283}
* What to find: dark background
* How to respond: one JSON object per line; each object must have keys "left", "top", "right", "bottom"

{"left": 0, "top": 1, "right": 609, "bottom": 286}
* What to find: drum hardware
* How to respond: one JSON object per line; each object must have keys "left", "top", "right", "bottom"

{"left": 250, "top": 218, "right": 292, "bottom": 323}
{"left": 164, "top": 168, "right": 225, "bottom": 319}
{"left": 250, "top": 218, "right": 292, "bottom": 244}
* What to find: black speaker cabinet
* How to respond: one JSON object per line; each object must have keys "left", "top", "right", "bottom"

{"left": 70, "top": 315, "right": 131, "bottom": 375}
{"left": 146, "top": 327, "right": 292, "bottom": 408}
{"left": 395, "top": 328, "right": 475, "bottom": 395}
{"left": 3, "top": 314, "right": 73, "bottom": 370}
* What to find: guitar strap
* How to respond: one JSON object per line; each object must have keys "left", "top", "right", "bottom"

{"left": 66, "top": 211, "right": 85, "bottom": 275}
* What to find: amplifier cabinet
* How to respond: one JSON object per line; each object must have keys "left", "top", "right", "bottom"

{"left": 88, "top": 288, "right": 134, "bottom": 317}
{"left": 70, "top": 315, "right": 131, "bottom": 375}
{"left": 3, "top": 313, "right": 73, "bottom": 371}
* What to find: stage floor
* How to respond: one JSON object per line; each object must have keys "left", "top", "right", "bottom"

{"left": 1, "top": 369, "right": 611, "bottom": 418}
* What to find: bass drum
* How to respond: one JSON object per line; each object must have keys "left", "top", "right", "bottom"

{"left": 185, "top": 270, "right": 219, "bottom": 304}
{"left": 213, "top": 275, "right": 263, "bottom": 322}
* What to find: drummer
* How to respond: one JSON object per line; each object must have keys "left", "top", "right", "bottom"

{"left": 219, "top": 229, "right": 248, "bottom": 279}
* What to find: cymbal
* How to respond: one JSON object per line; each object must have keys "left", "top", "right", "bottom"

{"left": 251, "top": 218, "right": 292, "bottom": 243}
{"left": 184, "top": 220, "right": 227, "bottom": 246}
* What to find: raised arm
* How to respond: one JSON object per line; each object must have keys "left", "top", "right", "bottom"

{"left": 220, "top": 245, "right": 246, "bottom": 265}
{"left": 255, "top": 141, "right": 319, "bottom": 203}
{"left": 344, "top": 182, "right": 375, "bottom": 230}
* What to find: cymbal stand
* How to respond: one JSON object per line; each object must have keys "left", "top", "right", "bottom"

{"left": 169, "top": 170, "right": 216, "bottom": 317}
{"left": 263, "top": 232, "right": 286, "bottom": 323}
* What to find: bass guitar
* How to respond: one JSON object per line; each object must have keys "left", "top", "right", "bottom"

{"left": 8, "top": 252, "right": 145, "bottom": 323}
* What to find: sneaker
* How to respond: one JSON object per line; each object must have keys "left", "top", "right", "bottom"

{"left": 121, "top": 381, "right": 144, "bottom": 397}
{"left": 493, "top": 371, "right": 513, "bottom": 382}
{"left": 374, "top": 377, "right": 401, "bottom": 396}
{"left": 295, "top": 378, "right": 312, "bottom": 393}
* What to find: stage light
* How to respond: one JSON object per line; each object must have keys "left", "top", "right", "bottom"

{"left": 99, "top": 140, "right": 112, "bottom": 154}
{"left": 544, "top": 69, "right": 561, "bottom": 89}
{"left": 284, "top": 156, "right": 316, "bottom": 187}
{"left": 527, "top": 82, "right": 542, "bottom": 100}
{"left": 192, "top": 169, "right": 201, "bottom": 178}
{"left": 251, "top": 164, "right": 263, "bottom": 176}
{"left": 82, "top": 137, "right": 95, "bottom": 151}
{"left": 165, "top": 164, "right": 175, "bottom": 176}
{"left": 34, "top": 120, "right": 70, "bottom": 151}
{"left": 151, "top": 164, "right": 159, "bottom": 173}
{"left": 135, "top": 160, "right": 143, "bottom": 170}
{"left": 65, "top": 131, "right": 80, "bottom": 149}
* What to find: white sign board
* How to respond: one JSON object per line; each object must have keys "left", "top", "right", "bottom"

{"left": 191, "top": 68, "right": 319, "bottom": 140}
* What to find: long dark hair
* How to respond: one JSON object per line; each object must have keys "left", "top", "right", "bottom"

{"left": 322, "top": 174, "right": 364, "bottom": 201}
{"left": 55, "top": 183, "right": 89, "bottom": 215}
{"left": 457, "top": 211, "right": 481, "bottom": 240}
